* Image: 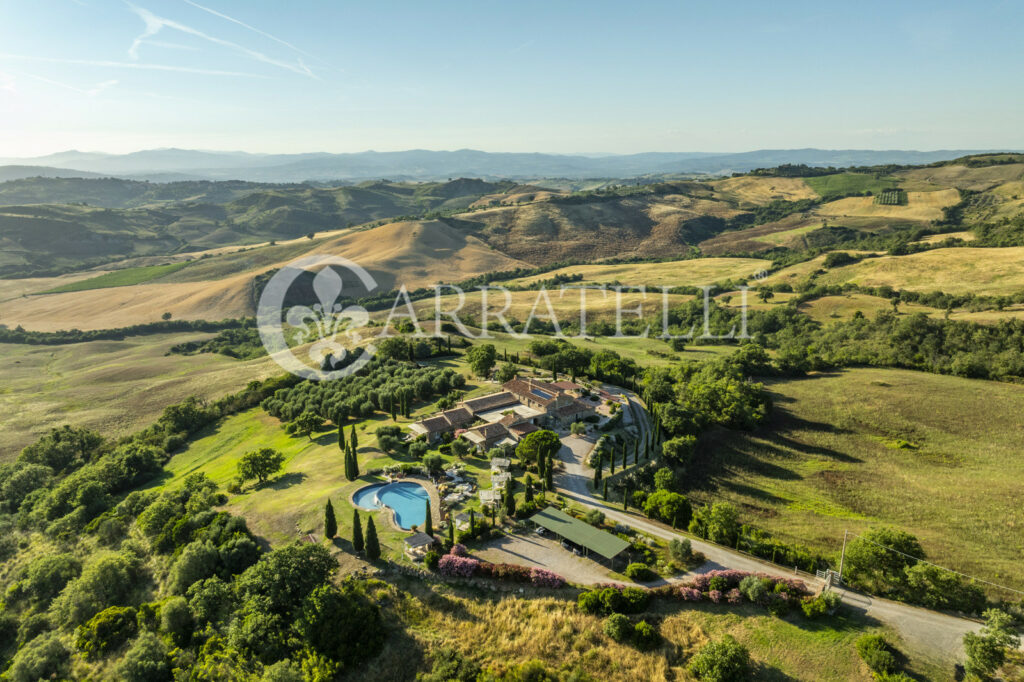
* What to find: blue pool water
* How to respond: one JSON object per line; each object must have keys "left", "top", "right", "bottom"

{"left": 352, "top": 481, "right": 430, "bottom": 530}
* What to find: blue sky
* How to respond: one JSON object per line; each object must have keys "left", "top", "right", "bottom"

{"left": 0, "top": 0, "right": 1022, "bottom": 156}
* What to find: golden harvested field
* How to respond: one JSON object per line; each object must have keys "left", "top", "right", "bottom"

{"left": 0, "top": 274, "right": 258, "bottom": 331}
{"left": 505, "top": 257, "right": 772, "bottom": 288}
{"left": 709, "top": 176, "right": 819, "bottom": 205}
{"left": 812, "top": 247, "right": 1024, "bottom": 295}
{"left": 896, "top": 163, "right": 1024, "bottom": 192}
{"left": 0, "top": 271, "right": 110, "bottom": 302}
{"left": 815, "top": 189, "right": 960, "bottom": 222}
{"left": 378, "top": 289, "right": 694, "bottom": 327}
{"left": 0, "top": 332, "right": 282, "bottom": 459}
{"left": 0, "top": 220, "right": 529, "bottom": 332}
{"left": 799, "top": 294, "right": 1024, "bottom": 325}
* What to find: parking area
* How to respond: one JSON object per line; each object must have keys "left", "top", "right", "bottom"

{"left": 475, "top": 529, "right": 618, "bottom": 585}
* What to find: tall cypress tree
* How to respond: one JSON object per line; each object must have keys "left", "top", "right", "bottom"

{"left": 469, "top": 509, "right": 475, "bottom": 534}
{"left": 350, "top": 425, "right": 358, "bottom": 453}
{"left": 448, "top": 517, "right": 455, "bottom": 545}
{"left": 424, "top": 500, "right": 433, "bottom": 537}
{"left": 352, "top": 510, "right": 364, "bottom": 553}
{"left": 338, "top": 424, "right": 345, "bottom": 452}
{"left": 524, "top": 475, "right": 534, "bottom": 503}
{"left": 545, "top": 460, "right": 553, "bottom": 491}
{"left": 351, "top": 445, "right": 360, "bottom": 479}
{"left": 344, "top": 447, "right": 355, "bottom": 482}
{"left": 324, "top": 498, "right": 337, "bottom": 538}
{"left": 593, "top": 455, "right": 602, "bottom": 488}
{"left": 364, "top": 517, "right": 380, "bottom": 561}
{"left": 602, "top": 479, "right": 608, "bottom": 500}
{"left": 610, "top": 447, "right": 616, "bottom": 474}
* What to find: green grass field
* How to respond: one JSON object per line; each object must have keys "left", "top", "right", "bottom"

{"left": 692, "top": 368, "right": 1024, "bottom": 594}
{"left": 0, "top": 332, "right": 283, "bottom": 459}
{"left": 803, "top": 173, "right": 899, "bottom": 201}
{"left": 41, "top": 261, "right": 194, "bottom": 293}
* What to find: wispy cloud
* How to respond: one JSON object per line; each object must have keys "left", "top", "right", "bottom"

{"left": 0, "top": 53, "right": 268, "bottom": 78}
{"left": 127, "top": 3, "right": 317, "bottom": 78}
{"left": 183, "top": 0, "right": 319, "bottom": 61}
{"left": 14, "top": 70, "right": 118, "bottom": 96}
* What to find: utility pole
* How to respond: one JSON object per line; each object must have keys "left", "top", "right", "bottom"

{"left": 837, "top": 529, "right": 849, "bottom": 583}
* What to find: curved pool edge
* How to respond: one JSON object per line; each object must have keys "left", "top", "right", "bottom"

{"left": 348, "top": 475, "right": 443, "bottom": 533}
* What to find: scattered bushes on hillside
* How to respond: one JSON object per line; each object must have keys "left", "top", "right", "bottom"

{"left": 687, "top": 635, "right": 751, "bottom": 681}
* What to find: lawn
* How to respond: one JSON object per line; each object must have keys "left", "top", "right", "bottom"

{"left": 41, "top": 260, "right": 194, "bottom": 293}
{"left": 691, "top": 367, "right": 1024, "bottom": 594}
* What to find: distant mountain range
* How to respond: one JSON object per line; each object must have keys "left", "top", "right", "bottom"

{"left": 0, "top": 148, "right": 1013, "bottom": 183}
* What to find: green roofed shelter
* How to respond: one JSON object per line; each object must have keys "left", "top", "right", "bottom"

{"left": 529, "top": 506, "right": 630, "bottom": 564}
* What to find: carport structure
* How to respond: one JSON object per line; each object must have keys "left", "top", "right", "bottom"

{"left": 529, "top": 506, "right": 629, "bottom": 568}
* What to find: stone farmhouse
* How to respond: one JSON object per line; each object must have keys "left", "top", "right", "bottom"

{"left": 409, "top": 377, "right": 596, "bottom": 452}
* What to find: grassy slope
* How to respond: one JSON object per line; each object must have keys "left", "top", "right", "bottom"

{"left": 811, "top": 246, "right": 1024, "bottom": 295}
{"left": 0, "top": 333, "right": 284, "bottom": 459}
{"left": 803, "top": 173, "right": 899, "bottom": 201}
{"left": 41, "top": 261, "right": 193, "bottom": 293}
{"left": 692, "top": 368, "right": 1024, "bottom": 592}
{"left": 361, "top": 578, "right": 917, "bottom": 682}
{"left": 504, "top": 258, "right": 772, "bottom": 288}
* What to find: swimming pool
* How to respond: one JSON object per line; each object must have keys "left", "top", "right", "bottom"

{"left": 352, "top": 481, "right": 430, "bottom": 530}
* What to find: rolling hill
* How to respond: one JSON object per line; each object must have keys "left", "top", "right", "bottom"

{"left": 0, "top": 220, "right": 529, "bottom": 331}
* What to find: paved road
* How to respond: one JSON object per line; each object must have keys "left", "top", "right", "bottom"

{"left": 554, "top": 385, "right": 984, "bottom": 665}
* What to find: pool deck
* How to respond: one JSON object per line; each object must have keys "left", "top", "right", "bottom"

{"left": 349, "top": 475, "right": 442, "bottom": 534}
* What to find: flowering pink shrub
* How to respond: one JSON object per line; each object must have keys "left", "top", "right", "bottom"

{"left": 726, "top": 588, "right": 743, "bottom": 604}
{"left": 450, "top": 543, "right": 468, "bottom": 556}
{"left": 530, "top": 567, "right": 565, "bottom": 589}
{"left": 438, "top": 554, "right": 479, "bottom": 577}
{"left": 709, "top": 589, "right": 723, "bottom": 603}
{"left": 679, "top": 587, "right": 703, "bottom": 602}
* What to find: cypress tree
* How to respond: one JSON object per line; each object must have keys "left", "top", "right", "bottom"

{"left": 623, "top": 484, "right": 630, "bottom": 511}
{"left": 338, "top": 425, "right": 345, "bottom": 452}
{"left": 343, "top": 449, "right": 353, "bottom": 481}
{"left": 545, "top": 461, "right": 553, "bottom": 491}
{"left": 469, "top": 509, "right": 476, "bottom": 534}
{"left": 602, "top": 479, "right": 608, "bottom": 500}
{"left": 324, "top": 499, "right": 337, "bottom": 538}
{"left": 350, "top": 425, "right": 358, "bottom": 453}
{"left": 503, "top": 482, "right": 516, "bottom": 517}
{"left": 633, "top": 440, "right": 639, "bottom": 465}
{"left": 524, "top": 474, "right": 534, "bottom": 503}
{"left": 593, "top": 455, "right": 602, "bottom": 488}
{"left": 364, "top": 517, "right": 380, "bottom": 561}
{"left": 352, "top": 510, "right": 364, "bottom": 553}
{"left": 449, "top": 517, "right": 455, "bottom": 545}
{"left": 537, "top": 454, "right": 545, "bottom": 479}
{"left": 610, "top": 447, "right": 616, "bottom": 474}
{"left": 424, "top": 500, "right": 433, "bottom": 536}
{"left": 351, "top": 446, "right": 360, "bottom": 479}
